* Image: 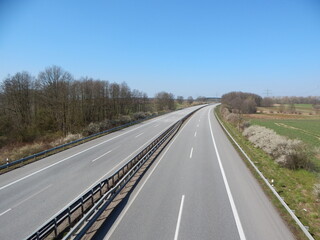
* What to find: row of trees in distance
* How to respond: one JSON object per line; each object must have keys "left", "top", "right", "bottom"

{"left": 0, "top": 66, "right": 201, "bottom": 148}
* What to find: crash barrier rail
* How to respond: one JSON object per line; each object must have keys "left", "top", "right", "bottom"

{"left": 214, "top": 107, "right": 315, "bottom": 240}
{"left": 27, "top": 108, "right": 199, "bottom": 240}
{"left": 0, "top": 114, "right": 160, "bottom": 170}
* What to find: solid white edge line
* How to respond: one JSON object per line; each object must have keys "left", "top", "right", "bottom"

{"left": 135, "top": 132, "right": 144, "bottom": 138}
{"left": 214, "top": 108, "right": 315, "bottom": 240}
{"left": 208, "top": 108, "right": 246, "bottom": 240}
{"left": 189, "top": 148, "right": 193, "bottom": 159}
{"left": 104, "top": 115, "right": 195, "bottom": 240}
{"left": 174, "top": 195, "right": 185, "bottom": 240}
{"left": 0, "top": 208, "right": 11, "bottom": 217}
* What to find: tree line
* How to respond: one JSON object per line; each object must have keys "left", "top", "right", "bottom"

{"left": 221, "top": 91, "right": 262, "bottom": 114}
{"left": 0, "top": 66, "right": 179, "bottom": 147}
{"left": 261, "top": 96, "right": 320, "bottom": 107}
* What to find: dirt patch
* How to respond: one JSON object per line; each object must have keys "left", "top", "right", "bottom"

{"left": 244, "top": 113, "right": 314, "bottom": 120}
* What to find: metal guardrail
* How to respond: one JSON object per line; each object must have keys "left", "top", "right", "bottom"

{"left": 26, "top": 109, "right": 198, "bottom": 240}
{"left": 0, "top": 115, "right": 159, "bottom": 170}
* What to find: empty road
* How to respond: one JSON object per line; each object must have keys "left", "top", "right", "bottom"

{"left": 96, "top": 105, "right": 294, "bottom": 240}
{"left": 0, "top": 105, "right": 203, "bottom": 240}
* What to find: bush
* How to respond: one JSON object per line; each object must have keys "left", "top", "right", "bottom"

{"left": 85, "top": 122, "right": 100, "bottom": 135}
{"left": 221, "top": 107, "right": 231, "bottom": 118}
{"left": 240, "top": 121, "right": 250, "bottom": 130}
{"left": 226, "top": 113, "right": 239, "bottom": 124}
{"left": 133, "top": 112, "right": 147, "bottom": 120}
{"left": 99, "top": 119, "right": 112, "bottom": 131}
{"left": 119, "top": 115, "right": 132, "bottom": 124}
{"left": 243, "top": 125, "right": 313, "bottom": 169}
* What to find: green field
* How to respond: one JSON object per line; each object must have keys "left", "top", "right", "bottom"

{"left": 250, "top": 119, "right": 320, "bottom": 148}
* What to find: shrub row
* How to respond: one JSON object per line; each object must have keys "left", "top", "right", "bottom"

{"left": 243, "top": 125, "right": 313, "bottom": 170}
{"left": 83, "top": 112, "right": 153, "bottom": 136}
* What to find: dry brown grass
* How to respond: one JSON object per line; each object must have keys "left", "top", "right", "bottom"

{"left": 245, "top": 113, "right": 320, "bottom": 120}
{"left": 0, "top": 133, "right": 82, "bottom": 165}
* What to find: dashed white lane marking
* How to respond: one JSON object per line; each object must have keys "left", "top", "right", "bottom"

{"left": 0, "top": 208, "right": 11, "bottom": 217}
{"left": 174, "top": 195, "right": 185, "bottom": 240}
{"left": 92, "top": 150, "right": 113, "bottom": 162}
{"left": 135, "top": 132, "right": 144, "bottom": 138}
{"left": 194, "top": 131, "right": 197, "bottom": 137}
{"left": 189, "top": 148, "right": 193, "bottom": 159}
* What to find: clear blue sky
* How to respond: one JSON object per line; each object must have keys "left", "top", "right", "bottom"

{"left": 1, "top": 0, "right": 319, "bottom": 98}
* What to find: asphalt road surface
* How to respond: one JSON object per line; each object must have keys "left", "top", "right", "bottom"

{"left": 0, "top": 105, "right": 203, "bottom": 240}
{"left": 97, "top": 105, "right": 295, "bottom": 240}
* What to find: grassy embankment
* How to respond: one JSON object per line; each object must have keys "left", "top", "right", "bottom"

{"left": 215, "top": 105, "right": 320, "bottom": 240}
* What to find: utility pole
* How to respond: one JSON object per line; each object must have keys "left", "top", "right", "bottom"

{"left": 264, "top": 89, "right": 272, "bottom": 97}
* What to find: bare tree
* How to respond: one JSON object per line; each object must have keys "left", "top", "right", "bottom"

{"left": 177, "top": 96, "right": 184, "bottom": 104}
{"left": 0, "top": 66, "right": 153, "bottom": 148}
{"left": 261, "top": 97, "right": 273, "bottom": 107}
{"left": 155, "top": 91, "right": 175, "bottom": 111}
{"left": 37, "top": 66, "right": 73, "bottom": 135}
{"left": 187, "top": 96, "right": 194, "bottom": 105}
{"left": 1, "top": 72, "right": 34, "bottom": 141}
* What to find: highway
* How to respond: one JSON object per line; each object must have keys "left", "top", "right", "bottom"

{"left": 95, "top": 105, "right": 295, "bottom": 240}
{"left": 0, "top": 105, "right": 203, "bottom": 240}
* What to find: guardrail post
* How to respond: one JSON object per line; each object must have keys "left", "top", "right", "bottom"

{"left": 111, "top": 176, "right": 114, "bottom": 188}
{"left": 54, "top": 217, "right": 58, "bottom": 237}
{"left": 91, "top": 189, "right": 94, "bottom": 205}
{"left": 106, "top": 178, "right": 110, "bottom": 191}
{"left": 6, "top": 158, "right": 9, "bottom": 168}
{"left": 68, "top": 207, "right": 71, "bottom": 225}
{"left": 81, "top": 197, "right": 84, "bottom": 217}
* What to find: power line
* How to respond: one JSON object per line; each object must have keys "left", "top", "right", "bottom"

{"left": 264, "top": 89, "right": 272, "bottom": 97}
